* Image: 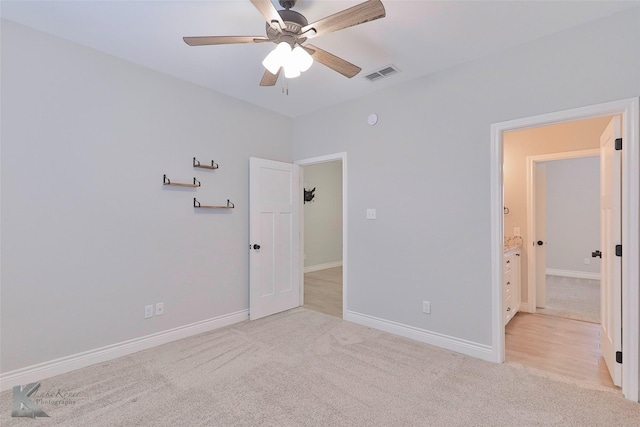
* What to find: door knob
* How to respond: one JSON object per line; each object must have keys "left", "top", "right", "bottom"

{"left": 253, "top": 244, "right": 261, "bottom": 250}
{"left": 592, "top": 250, "right": 602, "bottom": 258}
{"left": 537, "top": 240, "right": 544, "bottom": 246}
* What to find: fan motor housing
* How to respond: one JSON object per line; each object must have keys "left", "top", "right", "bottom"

{"left": 265, "top": 9, "right": 309, "bottom": 45}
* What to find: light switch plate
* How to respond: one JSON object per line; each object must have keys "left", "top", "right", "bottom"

{"left": 423, "top": 300, "right": 431, "bottom": 314}
{"left": 514, "top": 227, "right": 521, "bottom": 237}
{"left": 366, "top": 209, "right": 376, "bottom": 220}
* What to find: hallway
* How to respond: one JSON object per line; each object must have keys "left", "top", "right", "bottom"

{"left": 303, "top": 266, "right": 342, "bottom": 318}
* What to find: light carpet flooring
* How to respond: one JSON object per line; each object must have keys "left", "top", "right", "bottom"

{"left": 2, "top": 308, "right": 640, "bottom": 426}
{"left": 537, "top": 275, "right": 600, "bottom": 323}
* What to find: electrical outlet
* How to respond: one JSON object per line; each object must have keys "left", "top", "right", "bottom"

{"left": 366, "top": 208, "right": 377, "bottom": 220}
{"left": 422, "top": 300, "right": 431, "bottom": 314}
{"left": 144, "top": 305, "right": 154, "bottom": 319}
{"left": 155, "top": 302, "right": 164, "bottom": 316}
{"left": 584, "top": 258, "right": 590, "bottom": 265}
{"left": 514, "top": 227, "right": 521, "bottom": 237}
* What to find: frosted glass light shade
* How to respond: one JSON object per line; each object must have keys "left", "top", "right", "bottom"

{"left": 262, "top": 42, "right": 291, "bottom": 74}
{"left": 284, "top": 65, "right": 301, "bottom": 79}
{"left": 262, "top": 42, "right": 313, "bottom": 79}
{"left": 291, "top": 45, "right": 313, "bottom": 72}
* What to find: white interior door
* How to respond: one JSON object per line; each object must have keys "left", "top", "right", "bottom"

{"left": 535, "top": 163, "right": 547, "bottom": 308}
{"left": 600, "top": 117, "right": 622, "bottom": 386}
{"left": 249, "top": 157, "right": 300, "bottom": 321}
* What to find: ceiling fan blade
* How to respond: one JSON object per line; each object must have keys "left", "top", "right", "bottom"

{"left": 251, "top": 0, "right": 286, "bottom": 30}
{"left": 183, "top": 36, "right": 269, "bottom": 46}
{"left": 301, "top": 0, "right": 385, "bottom": 39}
{"left": 303, "top": 45, "right": 361, "bottom": 78}
{"left": 260, "top": 68, "right": 281, "bottom": 86}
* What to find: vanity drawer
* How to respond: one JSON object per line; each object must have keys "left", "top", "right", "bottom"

{"left": 503, "top": 271, "right": 513, "bottom": 292}
{"left": 503, "top": 247, "right": 521, "bottom": 326}
{"left": 504, "top": 254, "right": 513, "bottom": 274}
{"left": 504, "top": 294, "right": 515, "bottom": 324}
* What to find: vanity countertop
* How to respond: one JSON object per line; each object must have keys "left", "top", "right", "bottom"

{"left": 504, "top": 236, "right": 523, "bottom": 252}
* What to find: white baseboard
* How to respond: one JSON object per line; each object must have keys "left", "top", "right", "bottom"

{"left": 344, "top": 310, "right": 494, "bottom": 362}
{"left": 0, "top": 310, "right": 248, "bottom": 392}
{"left": 546, "top": 268, "right": 600, "bottom": 281}
{"left": 519, "top": 302, "right": 533, "bottom": 313}
{"left": 304, "top": 261, "right": 343, "bottom": 273}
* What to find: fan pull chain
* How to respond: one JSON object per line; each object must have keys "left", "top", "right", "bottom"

{"left": 281, "top": 76, "right": 289, "bottom": 96}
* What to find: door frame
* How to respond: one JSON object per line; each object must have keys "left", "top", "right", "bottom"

{"left": 490, "top": 98, "right": 639, "bottom": 402}
{"left": 525, "top": 148, "right": 601, "bottom": 312}
{"left": 294, "top": 152, "right": 347, "bottom": 318}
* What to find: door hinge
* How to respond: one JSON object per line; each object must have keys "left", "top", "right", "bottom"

{"left": 616, "top": 351, "right": 622, "bottom": 364}
{"left": 615, "top": 138, "right": 622, "bottom": 150}
{"left": 616, "top": 244, "right": 622, "bottom": 257}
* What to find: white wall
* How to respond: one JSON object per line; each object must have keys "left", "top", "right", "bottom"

{"left": 292, "top": 8, "right": 640, "bottom": 348}
{"left": 0, "top": 20, "right": 292, "bottom": 373}
{"left": 303, "top": 161, "right": 343, "bottom": 269}
{"left": 545, "top": 157, "right": 600, "bottom": 276}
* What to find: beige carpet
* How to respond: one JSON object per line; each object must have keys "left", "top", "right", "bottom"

{"left": 537, "top": 275, "right": 600, "bottom": 323}
{"left": 2, "top": 308, "right": 639, "bottom": 426}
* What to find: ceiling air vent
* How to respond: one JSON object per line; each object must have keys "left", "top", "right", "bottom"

{"left": 364, "top": 64, "right": 400, "bottom": 82}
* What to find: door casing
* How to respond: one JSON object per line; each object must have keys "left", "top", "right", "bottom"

{"left": 490, "top": 98, "right": 639, "bottom": 402}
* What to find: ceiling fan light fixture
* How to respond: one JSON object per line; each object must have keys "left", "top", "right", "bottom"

{"left": 262, "top": 42, "right": 291, "bottom": 74}
{"left": 184, "top": 0, "right": 386, "bottom": 87}
{"left": 263, "top": 42, "right": 312, "bottom": 79}
{"left": 291, "top": 45, "right": 313, "bottom": 72}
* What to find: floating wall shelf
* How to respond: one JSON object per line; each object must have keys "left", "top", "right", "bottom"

{"left": 163, "top": 174, "right": 200, "bottom": 187}
{"left": 193, "top": 198, "right": 234, "bottom": 209}
{"left": 193, "top": 157, "right": 219, "bottom": 170}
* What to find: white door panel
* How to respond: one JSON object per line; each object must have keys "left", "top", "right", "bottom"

{"left": 600, "top": 116, "right": 622, "bottom": 386}
{"left": 250, "top": 158, "right": 300, "bottom": 320}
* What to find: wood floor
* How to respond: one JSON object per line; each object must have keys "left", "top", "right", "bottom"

{"left": 302, "top": 267, "right": 616, "bottom": 390}
{"left": 303, "top": 266, "right": 342, "bottom": 318}
{"left": 506, "top": 312, "right": 616, "bottom": 389}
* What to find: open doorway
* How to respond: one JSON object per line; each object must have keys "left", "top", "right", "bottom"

{"left": 531, "top": 153, "right": 601, "bottom": 324}
{"left": 503, "top": 118, "right": 610, "bottom": 387}
{"left": 295, "top": 153, "right": 347, "bottom": 319}
{"left": 490, "top": 98, "right": 639, "bottom": 402}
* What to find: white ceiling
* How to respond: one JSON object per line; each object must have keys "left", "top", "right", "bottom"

{"left": 2, "top": 1, "right": 639, "bottom": 118}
